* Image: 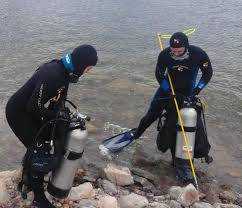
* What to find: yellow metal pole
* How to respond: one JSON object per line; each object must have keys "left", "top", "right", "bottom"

{"left": 157, "top": 33, "right": 165, "bottom": 50}
{"left": 157, "top": 33, "right": 199, "bottom": 189}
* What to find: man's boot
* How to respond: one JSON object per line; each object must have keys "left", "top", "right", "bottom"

{"left": 174, "top": 158, "right": 194, "bottom": 185}
{"left": 29, "top": 171, "right": 56, "bottom": 208}
{"left": 18, "top": 151, "right": 32, "bottom": 199}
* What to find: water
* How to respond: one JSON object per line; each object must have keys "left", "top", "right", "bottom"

{"left": 0, "top": 0, "right": 241, "bottom": 190}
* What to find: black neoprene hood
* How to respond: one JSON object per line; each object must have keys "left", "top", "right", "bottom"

{"left": 170, "top": 32, "right": 189, "bottom": 48}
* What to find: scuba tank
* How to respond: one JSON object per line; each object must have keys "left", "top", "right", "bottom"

{"left": 47, "top": 104, "right": 90, "bottom": 198}
{"left": 174, "top": 98, "right": 197, "bottom": 182}
{"left": 155, "top": 95, "right": 213, "bottom": 183}
{"left": 175, "top": 106, "right": 197, "bottom": 160}
{"left": 17, "top": 99, "right": 91, "bottom": 200}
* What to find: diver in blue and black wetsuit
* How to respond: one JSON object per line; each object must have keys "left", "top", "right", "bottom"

{"left": 133, "top": 32, "right": 213, "bottom": 144}
{"left": 5, "top": 45, "right": 98, "bottom": 208}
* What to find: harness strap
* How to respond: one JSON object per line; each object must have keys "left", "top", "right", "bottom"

{"left": 177, "top": 125, "right": 197, "bottom": 132}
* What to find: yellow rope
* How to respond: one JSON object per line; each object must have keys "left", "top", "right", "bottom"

{"left": 157, "top": 33, "right": 199, "bottom": 189}
{"left": 183, "top": 28, "right": 196, "bottom": 36}
{"left": 200, "top": 97, "right": 208, "bottom": 111}
{"left": 157, "top": 27, "right": 196, "bottom": 39}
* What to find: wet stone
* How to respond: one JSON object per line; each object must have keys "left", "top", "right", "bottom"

{"left": 98, "top": 195, "right": 118, "bottom": 208}
{"left": 153, "top": 195, "right": 166, "bottom": 203}
{"left": 219, "top": 190, "right": 237, "bottom": 204}
{"left": 119, "top": 193, "right": 149, "bottom": 208}
{"left": 78, "top": 200, "right": 97, "bottom": 208}
{"left": 236, "top": 194, "right": 242, "bottom": 206}
{"left": 168, "top": 186, "right": 183, "bottom": 200}
{"left": 213, "top": 202, "right": 241, "bottom": 208}
{"left": 69, "top": 182, "right": 95, "bottom": 201}
{"left": 133, "top": 175, "right": 156, "bottom": 192}
{"left": 103, "top": 163, "right": 134, "bottom": 186}
{"left": 177, "top": 184, "right": 199, "bottom": 207}
{"left": 169, "top": 200, "right": 182, "bottom": 208}
{"left": 131, "top": 167, "right": 159, "bottom": 185}
{"left": 192, "top": 202, "right": 214, "bottom": 208}
{"left": 98, "top": 179, "right": 118, "bottom": 195}
{"left": 148, "top": 202, "right": 171, "bottom": 208}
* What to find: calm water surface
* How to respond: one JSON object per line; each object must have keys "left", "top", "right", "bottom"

{"left": 0, "top": 0, "right": 241, "bottom": 190}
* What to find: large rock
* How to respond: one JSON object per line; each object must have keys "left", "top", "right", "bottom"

{"left": 119, "top": 193, "right": 149, "bottom": 208}
{"left": 213, "top": 203, "right": 241, "bottom": 208}
{"left": 104, "top": 163, "right": 134, "bottom": 186}
{"left": 131, "top": 168, "right": 159, "bottom": 185}
{"left": 98, "top": 195, "right": 118, "bottom": 208}
{"left": 177, "top": 184, "right": 199, "bottom": 207}
{"left": 153, "top": 195, "right": 166, "bottom": 203}
{"left": 0, "top": 170, "right": 20, "bottom": 204}
{"left": 219, "top": 191, "right": 237, "bottom": 204}
{"left": 133, "top": 175, "right": 156, "bottom": 192}
{"left": 169, "top": 200, "right": 182, "bottom": 208}
{"left": 69, "top": 182, "right": 95, "bottom": 201}
{"left": 118, "top": 187, "right": 130, "bottom": 196}
{"left": 95, "top": 188, "right": 106, "bottom": 196}
{"left": 78, "top": 199, "right": 97, "bottom": 208}
{"left": 200, "top": 181, "right": 221, "bottom": 204}
{"left": 237, "top": 194, "right": 242, "bottom": 206}
{"left": 148, "top": 202, "right": 170, "bottom": 208}
{"left": 168, "top": 186, "right": 183, "bottom": 200}
{"left": 0, "top": 180, "right": 10, "bottom": 204}
{"left": 193, "top": 202, "right": 214, "bottom": 208}
{"left": 99, "top": 179, "right": 118, "bottom": 195}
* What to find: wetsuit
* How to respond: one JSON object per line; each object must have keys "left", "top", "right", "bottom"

{"left": 5, "top": 44, "right": 98, "bottom": 208}
{"left": 134, "top": 45, "right": 213, "bottom": 139}
{"left": 6, "top": 59, "right": 70, "bottom": 148}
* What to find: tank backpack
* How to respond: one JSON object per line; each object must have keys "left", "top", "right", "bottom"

{"left": 156, "top": 97, "right": 213, "bottom": 163}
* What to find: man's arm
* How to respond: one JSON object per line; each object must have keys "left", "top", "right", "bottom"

{"left": 193, "top": 50, "right": 213, "bottom": 95}
{"left": 155, "top": 52, "right": 167, "bottom": 84}
{"left": 155, "top": 52, "right": 170, "bottom": 92}
{"left": 26, "top": 78, "right": 59, "bottom": 121}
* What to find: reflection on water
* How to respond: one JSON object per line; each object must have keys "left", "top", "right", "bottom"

{"left": 0, "top": 0, "right": 241, "bottom": 189}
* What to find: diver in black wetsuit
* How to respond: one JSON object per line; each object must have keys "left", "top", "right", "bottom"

{"left": 5, "top": 44, "right": 98, "bottom": 208}
{"left": 133, "top": 32, "right": 213, "bottom": 151}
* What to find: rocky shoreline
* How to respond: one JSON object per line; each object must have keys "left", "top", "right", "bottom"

{"left": 0, "top": 162, "right": 241, "bottom": 208}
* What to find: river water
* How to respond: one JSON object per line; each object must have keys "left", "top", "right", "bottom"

{"left": 0, "top": 0, "right": 241, "bottom": 190}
